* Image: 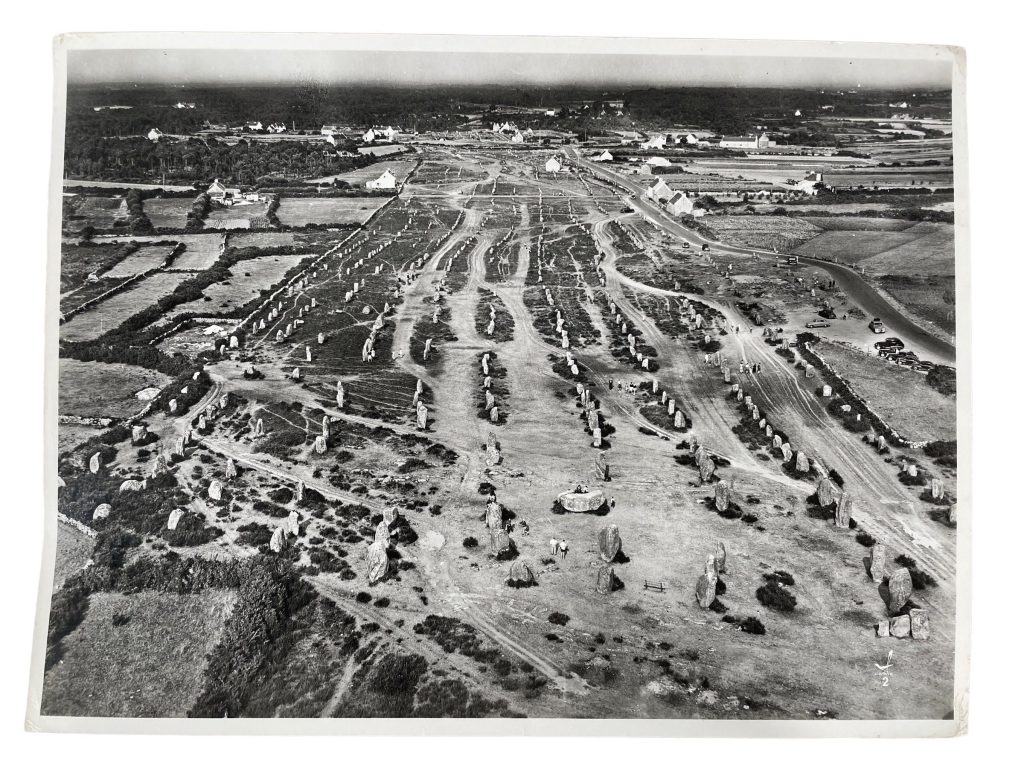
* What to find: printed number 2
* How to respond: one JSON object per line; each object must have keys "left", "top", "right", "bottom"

{"left": 881, "top": 676, "right": 889, "bottom": 687}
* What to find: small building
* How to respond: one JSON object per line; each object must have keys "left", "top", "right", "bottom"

{"left": 321, "top": 125, "right": 341, "bottom": 136}
{"left": 646, "top": 177, "right": 674, "bottom": 203}
{"left": 665, "top": 191, "right": 694, "bottom": 216}
{"left": 267, "top": 122, "right": 287, "bottom": 134}
{"left": 362, "top": 128, "right": 378, "bottom": 143}
{"left": 207, "top": 178, "right": 242, "bottom": 204}
{"left": 147, "top": 128, "right": 163, "bottom": 142}
{"left": 366, "top": 169, "right": 398, "bottom": 190}
{"left": 796, "top": 171, "right": 824, "bottom": 195}
{"left": 719, "top": 132, "right": 773, "bottom": 150}
{"left": 645, "top": 156, "right": 672, "bottom": 168}
{"left": 510, "top": 131, "right": 525, "bottom": 143}
{"left": 245, "top": 121, "right": 263, "bottom": 132}
{"left": 592, "top": 150, "right": 614, "bottom": 162}
{"left": 640, "top": 134, "right": 667, "bottom": 150}
{"left": 545, "top": 157, "right": 562, "bottom": 173}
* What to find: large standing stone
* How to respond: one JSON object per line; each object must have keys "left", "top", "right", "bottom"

{"left": 870, "top": 543, "right": 888, "bottom": 583}
{"left": 489, "top": 528, "right": 512, "bottom": 557}
{"left": 384, "top": 507, "right": 399, "bottom": 527}
{"left": 321, "top": 415, "right": 331, "bottom": 439}
{"left": 336, "top": 383, "right": 345, "bottom": 409}
{"left": 781, "top": 443, "right": 793, "bottom": 463}
{"left": 254, "top": 418, "right": 264, "bottom": 437}
{"left": 909, "top": 608, "right": 930, "bottom": 640}
{"left": 93, "top": 503, "right": 112, "bottom": 520}
{"left": 596, "top": 564, "right": 616, "bottom": 594}
{"left": 887, "top": 568, "right": 914, "bottom": 615}
{"left": 366, "top": 541, "right": 390, "bottom": 584}
{"left": 313, "top": 435, "right": 328, "bottom": 454}
{"left": 695, "top": 555, "right": 719, "bottom": 610}
{"left": 485, "top": 501, "right": 503, "bottom": 529}
{"left": 208, "top": 480, "right": 223, "bottom": 502}
{"left": 88, "top": 452, "right": 103, "bottom": 474}
{"left": 835, "top": 492, "right": 853, "bottom": 528}
{"left": 597, "top": 524, "right": 622, "bottom": 563}
{"left": 795, "top": 451, "right": 810, "bottom": 473}
{"left": 594, "top": 452, "right": 609, "bottom": 481}
{"left": 714, "top": 480, "right": 730, "bottom": 512}
{"left": 931, "top": 478, "right": 945, "bottom": 501}
{"left": 296, "top": 481, "right": 305, "bottom": 503}
{"left": 167, "top": 508, "right": 185, "bottom": 530}
{"left": 417, "top": 403, "right": 428, "bottom": 429}
{"left": 509, "top": 560, "right": 536, "bottom": 586}
{"left": 286, "top": 511, "right": 300, "bottom": 537}
{"left": 698, "top": 455, "right": 715, "bottom": 483}
{"left": 889, "top": 615, "right": 911, "bottom": 639}
{"left": 374, "top": 520, "right": 392, "bottom": 547}
{"left": 131, "top": 425, "right": 148, "bottom": 445}
{"left": 816, "top": 477, "right": 835, "bottom": 507}
{"left": 714, "top": 541, "right": 727, "bottom": 574}
{"left": 119, "top": 479, "right": 144, "bottom": 493}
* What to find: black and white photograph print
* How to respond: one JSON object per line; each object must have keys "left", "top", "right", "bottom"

{"left": 30, "top": 34, "right": 968, "bottom": 735}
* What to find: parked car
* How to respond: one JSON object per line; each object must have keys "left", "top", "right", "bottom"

{"left": 701, "top": 243, "right": 710, "bottom": 252}
{"left": 869, "top": 318, "right": 887, "bottom": 334}
{"left": 806, "top": 320, "right": 831, "bottom": 329}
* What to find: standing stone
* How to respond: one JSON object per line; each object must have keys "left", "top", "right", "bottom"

{"left": 698, "top": 455, "right": 715, "bottom": 483}
{"left": 870, "top": 543, "right": 888, "bottom": 584}
{"left": 821, "top": 384, "right": 832, "bottom": 397}
{"left": 674, "top": 411, "right": 684, "bottom": 429}
{"left": 167, "top": 508, "right": 185, "bottom": 530}
{"left": 909, "top": 608, "right": 930, "bottom": 640}
{"left": 286, "top": 511, "right": 300, "bottom": 537}
{"left": 485, "top": 501, "right": 503, "bottom": 530}
{"left": 889, "top": 615, "right": 912, "bottom": 638}
{"left": 594, "top": 452, "right": 609, "bottom": 481}
{"left": 773, "top": 434, "right": 783, "bottom": 450}
{"left": 489, "top": 528, "right": 512, "bottom": 557}
{"left": 168, "top": 398, "right": 178, "bottom": 415}
{"left": 197, "top": 415, "right": 207, "bottom": 431}
{"left": 93, "top": 503, "right": 112, "bottom": 521}
{"left": 596, "top": 564, "right": 616, "bottom": 595}
{"left": 695, "top": 555, "right": 719, "bottom": 609}
{"left": 131, "top": 425, "right": 147, "bottom": 445}
{"left": 876, "top": 619, "right": 890, "bottom": 638}
{"left": 336, "top": 383, "right": 345, "bottom": 409}
{"left": 321, "top": 415, "right": 331, "bottom": 439}
{"left": 291, "top": 367, "right": 301, "bottom": 381}
{"left": 835, "top": 492, "right": 853, "bottom": 528}
{"left": 269, "top": 527, "right": 286, "bottom": 553}
{"left": 88, "top": 452, "right": 103, "bottom": 474}
{"left": 714, "top": 542, "right": 727, "bottom": 574}
{"left": 948, "top": 504, "right": 957, "bottom": 525}
{"left": 225, "top": 458, "right": 238, "bottom": 479}
{"left": 208, "top": 480, "right": 223, "bottom": 502}
{"left": 509, "top": 560, "right": 536, "bottom": 586}
{"left": 313, "top": 435, "right": 328, "bottom": 454}
{"left": 795, "top": 451, "right": 810, "bottom": 473}
{"left": 296, "top": 481, "right": 305, "bottom": 503}
{"left": 383, "top": 507, "right": 399, "bottom": 527}
{"left": 229, "top": 335, "right": 239, "bottom": 349}
{"left": 597, "top": 524, "right": 622, "bottom": 563}
{"left": 931, "top": 478, "right": 945, "bottom": 501}
{"left": 714, "top": 480, "right": 729, "bottom": 513}
{"left": 816, "top": 477, "right": 836, "bottom": 507}
{"left": 592, "top": 425, "right": 602, "bottom": 448}
{"left": 887, "top": 568, "right": 914, "bottom": 615}
{"left": 367, "top": 541, "right": 390, "bottom": 584}
{"left": 490, "top": 406, "right": 500, "bottom": 424}
{"left": 374, "top": 520, "right": 392, "bottom": 547}
{"left": 417, "top": 403, "right": 428, "bottom": 429}
{"left": 254, "top": 418, "right": 264, "bottom": 437}
{"left": 667, "top": 399, "right": 676, "bottom": 416}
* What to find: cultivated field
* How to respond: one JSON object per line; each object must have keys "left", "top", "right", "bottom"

{"left": 105, "top": 244, "right": 176, "bottom": 277}
{"left": 58, "top": 358, "right": 170, "bottom": 419}
{"left": 145, "top": 197, "right": 193, "bottom": 229}
{"left": 814, "top": 340, "right": 956, "bottom": 442}
{"left": 276, "top": 197, "right": 388, "bottom": 227}
{"left": 205, "top": 201, "right": 269, "bottom": 230}
{"left": 41, "top": 590, "right": 236, "bottom": 717}
{"left": 171, "top": 252, "right": 312, "bottom": 317}
{"left": 59, "top": 272, "right": 192, "bottom": 342}
{"left": 92, "top": 233, "right": 225, "bottom": 271}
{"left": 701, "top": 215, "right": 821, "bottom": 251}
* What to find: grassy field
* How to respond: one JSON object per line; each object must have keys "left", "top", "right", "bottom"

{"left": 276, "top": 197, "right": 387, "bottom": 227}
{"left": 145, "top": 198, "right": 193, "bottom": 229}
{"left": 64, "top": 195, "right": 124, "bottom": 230}
{"left": 702, "top": 215, "right": 821, "bottom": 251}
{"left": 205, "top": 202, "right": 269, "bottom": 230}
{"left": 803, "top": 217, "right": 917, "bottom": 232}
{"left": 41, "top": 589, "right": 236, "bottom": 717}
{"left": 105, "top": 245, "right": 176, "bottom": 277}
{"left": 815, "top": 340, "right": 956, "bottom": 442}
{"left": 58, "top": 358, "right": 170, "bottom": 419}
{"left": 92, "top": 233, "right": 224, "bottom": 271}
{"left": 309, "top": 160, "right": 416, "bottom": 187}
{"left": 52, "top": 521, "right": 94, "bottom": 593}
{"left": 859, "top": 223, "right": 956, "bottom": 276}
{"left": 172, "top": 253, "right": 312, "bottom": 317}
{"left": 59, "top": 244, "right": 132, "bottom": 293}
{"left": 877, "top": 275, "right": 957, "bottom": 335}
{"left": 227, "top": 231, "right": 300, "bottom": 249}
{"left": 59, "top": 272, "right": 192, "bottom": 342}
{"left": 795, "top": 229, "right": 922, "bottom": 263}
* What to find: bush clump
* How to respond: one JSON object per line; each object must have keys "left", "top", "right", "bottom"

{"left": 756, "top": 580, "right": 797, "bottom": 612}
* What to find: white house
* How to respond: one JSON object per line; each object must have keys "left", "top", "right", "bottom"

{"left": 645, "top": 156, "right": 672, "bottom": 168}
{"left": 207, "top": 179, "right": 242, "bottom": 204}
{"left": 665, "top": 192, "right": 694, "bottom": 216}
{"left": 362, "top": 128, "right": 378, "bottom": 143}
{"left": 174, "top": 102, "right": 196, "bottom": 110}
{"left": 646, "top": 177, "right": 674, "bottom": 203}
{"left": 510, "top": 131, "right": 525, "bottom": 143}
{"left": 147, "top": 128, "right": 163, "bottom": 142}
{"left": 326, "top": 133, "right": 349, "bottom": 147}
{"left": 267, "top": 122, "right": 287, "bottom": 134}
{"left": 321, "top": 125, "right": 341, "bottom": 136}
{"left": 592, "top": 150, "right": 614, "bottom": 162}
{"left": 796, "top": 171, "right": 824, "bottom": 195}
{"left": 366, "top": 169, "right": 398, "bottom": 190}
{"left": 640, "top": 134, "right": 667, "bottom": 150}
{"left": 720, "top": 132, "right": 772, "bottom": 150}
{"left": 544, "top": 157, "right": 562, "bottom": 173}
{"left": 544, "top": 109, "right": 557, "bottom": 117}
{"left": 245, "top": 121, "right": 263, "bottom": 132}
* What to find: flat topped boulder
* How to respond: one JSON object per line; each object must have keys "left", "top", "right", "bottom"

{"left": 557, "top": 487, "right": 607, "bottom": 513}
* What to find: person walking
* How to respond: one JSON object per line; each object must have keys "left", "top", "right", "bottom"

{"left": 559, "top": 540, "right": 568, "bottom": 559}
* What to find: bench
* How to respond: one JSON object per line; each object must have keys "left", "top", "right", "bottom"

{"left": 643, "top": 580, "right": 667, "bottom": 593}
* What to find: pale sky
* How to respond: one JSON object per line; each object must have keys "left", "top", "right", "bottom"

{"left": 68, "top": 46, "right": 952, "bottom": 90}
